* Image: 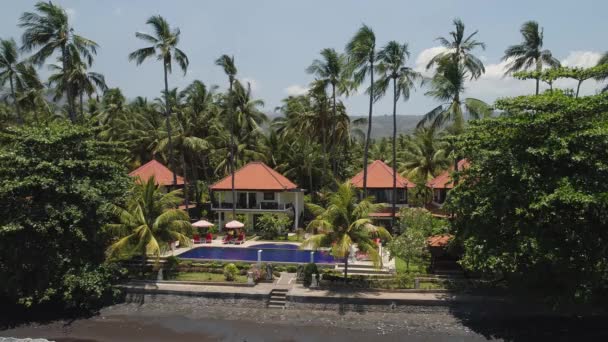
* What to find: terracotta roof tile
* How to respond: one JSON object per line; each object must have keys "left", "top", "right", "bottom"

{"left": 129, "top": 160, "right": 184, "bottom": 186}
{"left": 427, "top": 234, "right": 453, "bottom": 247}
{"left": 350, "top": 160, "right": 415, "bottom": 189}
{"left": 210, "top": 162, "right": 298, "bottom": 191}
{"left": 369, "top": 207, "right": 401, "bottom": 218}
{"left": 426, "top": 159, "right": 470, "bottom": 189}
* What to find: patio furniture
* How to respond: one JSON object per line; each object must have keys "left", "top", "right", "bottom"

{"left": 205, "top": 233, "right": 213, "bottom": 243}
{"left": 192, "top": 234, "right": 201, "bottom": 244}
{"left": 222, "top": 234, "right": 233, "bottom": 244}
{"left": 234, "top": 233, "right": 245, "bottom": 245}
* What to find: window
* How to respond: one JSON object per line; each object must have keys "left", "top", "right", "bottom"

{"left": 263, "top": 192, "right": 275, "bottom": 201}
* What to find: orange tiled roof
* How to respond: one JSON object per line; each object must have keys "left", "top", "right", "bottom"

{"left": 129, "top": 159, "right": 184, "bottom": 186}
{"left": 210, "top": 162, "right": 299, "bottom": 191}
{"left": 350, "top": 160, "right": 415, "bottom": 189}
{"left": 427, "top": 234, "right": 453, "bottom": 247}
{"left": 426, "top": 159, "right": 470, "bottom": 189}
{"left": 369, "top": 207, "right": 401, "bottom": 218}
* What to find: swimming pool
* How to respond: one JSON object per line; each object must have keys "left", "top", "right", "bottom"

{"left": 177, "top": 244, "right": 337, "bottom": 264}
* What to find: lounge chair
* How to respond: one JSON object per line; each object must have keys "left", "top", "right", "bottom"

{"left": 222, "top": 235, "right": 233, "bottom": 244}
{"left": 192, "top": 234, "right": 201, "bottom": 244}
{"left": 234, "top": 233, "right": 245, "bottom": 245}
{"left": 205, "top": 233, "right": 213, "bottom": 244}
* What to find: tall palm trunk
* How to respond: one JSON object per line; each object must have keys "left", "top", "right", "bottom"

{"left": 163, "top": 62, "right": 177, "bottom": 187}
{"left": 61, "top": 43, "right": 76, "bottom": 123}
{"left": 181, "top": 147, "right": 189, "bottom": 211}
{"left": 576, "top": 80, "right": 582, "bottom": 98}
{"left": 535, "top": 58, "right": 541, "bottom": 95}
{"left": 391, "top": 77, "right": 397, "bottom": 229}
{"left": 229, "top": 78, "right": 236, "bottom": 219}
{"left": 79, "top": 91, "right": 84, "bottom": 118}
{"left": 330, "top": 83, "right": 338, "bottom": 175}
{"left": 9, "top": 75, "right": 22, "bottom": 125}
{"left": 343, "top": 253, "right": 349, "bottom": 284}
{"left": 362, "top": 55, "right": 374, "bottom": 197}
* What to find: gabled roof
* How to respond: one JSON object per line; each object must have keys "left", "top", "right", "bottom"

{"left": 210, "top": 162, "right": 299, "bottom": 191}
{"left": 129, "top": 159, "right": 184, "bottom": 186}
{"left": 350, "top": 160, "right": 415, "bottom": 189}
{"left": 426, "top": 159, "right": 470, "bottom": 189}
{"left": 427, "top": 234, "right": 453, "bottom": 247}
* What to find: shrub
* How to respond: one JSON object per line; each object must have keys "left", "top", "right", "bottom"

{"left": 223, "top": 263, "right": 239, "bottom": 281}
{"left": 303, "top": 263, "right": 319, "bottom": 287}
{"left": 257, "top": 213, "right": 292, "bottom": 240}
{"left": 164, "top": 256, "right": 180, "bottom": 279}
{"left": 61, "top": 263, "right": 127, "bottom": 311}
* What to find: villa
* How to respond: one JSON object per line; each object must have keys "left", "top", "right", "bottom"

{"left": 129, "top": 159, "right": 185, "bottom": 187}
{"left": 210, "top": 161, "right": 305, "bottom": 230}
{"left": 426, "top": 159, "right": 470, "bottom": 206}
{"left": 350, "top": 160, "right": 415, "bottom": 221}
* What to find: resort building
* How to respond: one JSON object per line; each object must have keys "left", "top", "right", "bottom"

{"left": 129, "top": 159, "right": 184, "bottom": 186}
{"left": 209, "top": 162, "right": 305, "bottom": 230}
{"left": 426, "top": 159, "right": 470, "bottom": 206}
{"left": 350, "top": 160, "right": 416, "bottom": 221}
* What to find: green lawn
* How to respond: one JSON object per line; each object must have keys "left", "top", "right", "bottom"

{"left": 395, "top": 258, "right": 427, "bottom": 274}
{"left": 173, "top": 272, "right": 247, "bottom": 283}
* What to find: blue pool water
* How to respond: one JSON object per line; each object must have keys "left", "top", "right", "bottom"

{"left": 177, "top": 245, "right": 337, "bottom": 264}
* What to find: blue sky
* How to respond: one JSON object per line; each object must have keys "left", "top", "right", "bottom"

{"left": 1, "top": 0, "right": 606, "bottom": 116}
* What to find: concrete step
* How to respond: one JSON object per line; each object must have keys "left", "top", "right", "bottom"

{"left": 268, "top": 300, "right": 286, "bottom": 306}
{"left": 335, "top": 268, "right": 390, "bottom": 275}
{"left": 335, "top": 263, "right": 378, "bottom": 270}
{"left": 271, "top": 289, "right": 289, "bottom": 293}
{"left": 270, "top": 295, "right": 286, "bottom": 300}
{"left": 267, "top": 304, "right": 285, "bottom": 309}
{"left": 338, "top": 272, "right": 394, "bottom": 278}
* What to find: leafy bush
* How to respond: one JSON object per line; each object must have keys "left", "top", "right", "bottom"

{"left": 257, "top": 213, "right": 292, "bottom": 240}
{"left": 303, "top": 263, "right": 319, "bottom": 287}
{"left": 61, "top": 263, "right": 127, "bottom": 311}
{"left": 223, "top": 263, "right": 239, "bottom": 281}
{"left": 398, "top": 207, "right": 448, "bottom": 236}
{"left": 164, "top": 256, "right": 180, "bottom": 279}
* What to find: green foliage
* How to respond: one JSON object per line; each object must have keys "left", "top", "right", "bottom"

{"left": 398, "top": 207, "right": 448, "bottom": 236}
{"left": 450, "top": 91, "right": 608, "bottom": 301}
{"left": 303, "top": 263, "right": 319, "bottom": 287}
{"left": 223, "top": 263, "right": 239, "bottom": 281}
{"left": 164, "top": 256, "right": 180, "bottom": 279}
{"left": 387, "top": 229, "right": 430, "bottom": 272}
{"left": 0, "top": 122, "right": 130, "bottom": 309}
{"left": 61, "top": 263, "right": 127, "bottom": 311}
{"left": 256, "top": 213, "right": 292, "bottom": 239}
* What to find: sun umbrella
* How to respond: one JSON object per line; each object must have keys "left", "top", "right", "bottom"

{"left": 192, "top": 219, "right": 214, "bottom": 228}
{"left": 225, "top": 220, "right": 245, "bottom": 229}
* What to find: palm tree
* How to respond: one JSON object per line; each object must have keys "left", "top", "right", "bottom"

{"left": 0, "top": 38, "right": 26, "bottom": 124}
{"left": 426, "top": 18, "right": 486, "bottom": 80}
{"left": 399, "top": 127, "right": 451, "bottom": 182}
{"left": 595, "top": 52, "right": 608, "bottom": 92}
{"left": 106, "top": 176, "right": 193, "bottom": 266}
{"left": 374, "top": 41, "right": 422, "bottom": 228}
{"left": 215, "top": 54, "right": 238, "bottom": 219}
{"left": 503, "top": 21, "right": 560, "bottom": 95}
{"left": 129, "top": 15, "right": 189, "bottom": 187}
{"left": 417, "top": 59, "right": 491, "bottom": 131}
{"left": 302, "top": 182, "right": 391, "bottom": 281}
{"left": 306, "top": 48, "right": 351, "bottom": 167}
{"left": 345, "top": 25, "right": 376, "bottom": 196}
{"left": 19, "top": 1, "right": 98, "bottom": 122}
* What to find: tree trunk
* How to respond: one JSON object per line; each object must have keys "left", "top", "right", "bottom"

{"left": 343, "top": 253, "right": 349, "bottom": 284}
{"left": 391, "top": 77, "right": 398, "bottom": 230}
{"left": 181, "top": 148, "right": 190, "bottom": 211}
{"left": 61, "top": 43, "right": 76, "bottom": 123}
{"left": 362, "top": 55, "right": 374, "bottom": 197}
{"left": 535, "top": 59, "right": 541, "bottom": 96}
{"left": 79, "top": 91, "right": 84, "bottom": 119}
{"left": 308, "top": 165, "right": 313, "bottom": 197}
{"left": 330, "top": 83, "right": 338, "bottom": 176}
{"left": 229, "top": 78, "right": 236, "bottom": 219}
{"left": 9, "top": 75, "right": 22, "bottom": 125}
{"left": 576, "top": 80, "right": 582, "bottom": 98}
{"left": 163, "top": 62, "right": 178, "bottom": 188}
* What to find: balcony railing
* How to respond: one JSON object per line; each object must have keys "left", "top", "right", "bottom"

{"left": 211, "top": 202, "right": 293, "bottom": 211}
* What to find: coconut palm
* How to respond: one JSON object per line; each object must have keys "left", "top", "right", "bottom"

{"left": 215, "top": 54, "right": 238, "bottom": 218}
{"left": 426, "top": 18, "right": 486, "bottom": 80}
{"left": 129, "top": 15, "right": 189, "bottom": 187}
{"left": 417, "top": 59, "right": 491, "bottom": 131}
{"left": 595, "top": 52, "right": 608, "bottom": 92}
{"left": 303, "top": 182, "right": 391, "bottom": 281}
{"left": 345, "top": 24, "right": 376, "bottom": 196}
{"left": 19, "top": 1, "right": 98, "bottom": 122}
{"left": 399, "top": 127, "right": 451, "bottom": 182}
{"left": 306, "top": 48, "right": 351, "bottom": 163}
{"left": 374, "top": 41, "right": 422, "bottom": 227}
{"left": 503, "top": 21, "right": 561, "bottom": 95}
{"left": 0, "top": 38, "right": 27, "bottom": 124}
{"left": 105, "top": 176, "right": 193, "bottom": 263}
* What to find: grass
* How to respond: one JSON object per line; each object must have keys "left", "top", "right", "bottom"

{"left": 173, "top": 272, "right": 247, "bottom": 283}
{"left": 395, "top": 258, "right": 427, "bottom": 275}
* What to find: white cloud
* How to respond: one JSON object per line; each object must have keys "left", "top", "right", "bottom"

{"left": 284, "top": 84, "right": 309, "bottom": 96}
{"left": 561, "top": 51, "right": 602, "bottom": 68}
{"left": 65, "top": 8, "right": 76, "bottom": 20}
{"left": 412, "top": 47, "right": 605, "bottom": 101}
{"left": 113, "top": 7, "right": 123, "bottom": 16}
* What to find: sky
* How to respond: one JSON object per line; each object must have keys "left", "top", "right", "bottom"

{"left": 1, "top": 0, "right": 606, "bottom": 117}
